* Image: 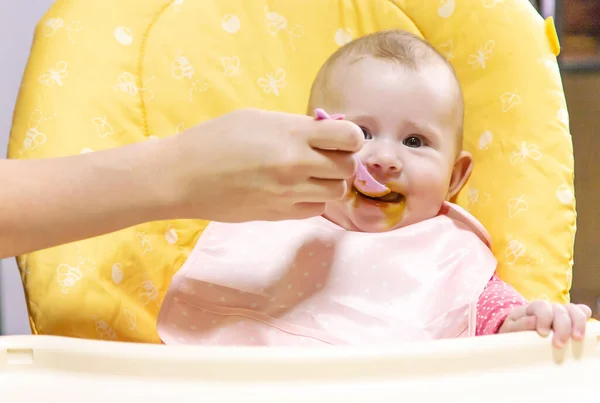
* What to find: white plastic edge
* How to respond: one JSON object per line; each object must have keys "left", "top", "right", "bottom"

{"left": 1, "top": 322, "right": 599, "bottom": 381}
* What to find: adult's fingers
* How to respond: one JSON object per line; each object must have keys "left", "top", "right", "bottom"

{"left": 307, "top": 119, "right": 364, "bottom": 153}
{"left": 308, "top": 148, "right": 359, "bottom": 180}
{"left": 286, "top": 202, "right": 327, "bottom": 220}
{"left": 526, "top": 300, "right": 553, "bottom": 337}
{"left": 289, "top": 177, "right": 348, "bottom": 203}
{"left": 565, "top": 303, "right": 588, "bottom": 341}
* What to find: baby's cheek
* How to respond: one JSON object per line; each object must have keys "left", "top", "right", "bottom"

{"left": 406, "top": 177, "right": 447, "bottom": 215}
{"left": 410, "top": 171, "right": 448, "bottom": 200}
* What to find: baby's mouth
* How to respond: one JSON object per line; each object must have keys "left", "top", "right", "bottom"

{"left": 354, "top": 186, "right": 405, "bottom": 203}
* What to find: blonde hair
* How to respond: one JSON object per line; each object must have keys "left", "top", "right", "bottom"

{"left": 307, "top": 30, "right": 464, "bottom": 141}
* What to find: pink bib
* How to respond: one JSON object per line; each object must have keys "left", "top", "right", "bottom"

{"left": 157, "top": 202, "right": 497, "bottom": 346}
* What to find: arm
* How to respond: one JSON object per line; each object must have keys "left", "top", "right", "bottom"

{"left": 0, "top": 109, "right": 363, "bottom": 259}
{"left": 475, "top": 273, "right": 528, "bottom": 336}
{"left": 0, "top": 137, "right": 183, "bottom": 259}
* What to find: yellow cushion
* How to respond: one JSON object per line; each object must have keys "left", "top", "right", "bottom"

{"left": 8, "top": 0, "right": 574, "bottom": 343}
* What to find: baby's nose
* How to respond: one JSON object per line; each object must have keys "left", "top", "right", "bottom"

{"left": 366, "top": 157, "right": 402, "bottom": 175}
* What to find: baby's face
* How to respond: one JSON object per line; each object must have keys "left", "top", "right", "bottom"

{"left": 320, "top": 57, "right": 471, "bottom": 232}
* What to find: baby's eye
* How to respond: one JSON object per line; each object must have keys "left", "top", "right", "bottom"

{"left": 360, "top": 127, "right": 373, "bottom": 140}
{"left": 403, "top": 136, "right": 422, "bottom": 148}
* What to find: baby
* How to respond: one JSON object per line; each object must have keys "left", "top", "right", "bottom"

{"left": 157, "top": 30, "right": 590, "bottom": 348}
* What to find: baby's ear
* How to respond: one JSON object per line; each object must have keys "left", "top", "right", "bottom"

{"left": 447, "top": 150, "right": 473, "bottom": 201}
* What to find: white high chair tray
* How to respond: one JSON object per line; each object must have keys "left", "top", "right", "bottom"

{"left": 1, "top": 322, "right": 599, "bottom": 402}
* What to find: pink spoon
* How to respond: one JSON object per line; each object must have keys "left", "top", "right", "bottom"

{"left": 314, "top": 108, "right": 391, "bottom": 197}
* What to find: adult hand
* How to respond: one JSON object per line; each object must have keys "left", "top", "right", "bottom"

{"left": 0, "top": 108, "right": 363, "bottom": 258}
{"left": 498, "top": 301, "right": 592, "bottom": 348}
{"left": 170, "top": 108, "right": 364, "bottom": 222}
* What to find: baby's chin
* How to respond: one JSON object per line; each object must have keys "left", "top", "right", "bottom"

{"left": 348, "top": 216, "right": 407, "bottom": 233}
{"left": 324, "top": 195, "right": 445, "bottom": 233}
{"left": 324, "top": 198, "right": 410, "bottom": 233}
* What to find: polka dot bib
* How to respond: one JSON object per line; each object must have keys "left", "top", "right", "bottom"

{"left": 157, "top": 202, "right": 497, "bottom": 346}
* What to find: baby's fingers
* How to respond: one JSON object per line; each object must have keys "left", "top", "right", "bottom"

{"left": 577, "top": 304, "right": 593, "bottom": 320}
{"left": 526, "top": 300, "right": 554, "bottom": 337}
{"left": 502, "top": 315, "right": 537, "bottom": 333}
{"left": 551, "top": 303, "right": 572, "bottom": 348}
{"left": 565, "top": 303, "right": 589, "bottom": 341}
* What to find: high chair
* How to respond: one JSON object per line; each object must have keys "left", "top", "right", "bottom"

{"left": 2, "top": 0, "right": 599, "bottom": 400}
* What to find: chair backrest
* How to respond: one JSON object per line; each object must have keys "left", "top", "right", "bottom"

{"left": 8, "top": 0, "right": 574, "bottom": 342}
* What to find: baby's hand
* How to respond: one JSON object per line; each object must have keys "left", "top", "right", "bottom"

{"left": 498, "top": 300, "right": 592, "bottom": 348}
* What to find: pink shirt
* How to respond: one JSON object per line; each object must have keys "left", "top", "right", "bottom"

{"left": 158, "top": 202, "right": 526, "bottom": 345}
{"left": 476, "top": 274, "right": 527, "bottom": 335}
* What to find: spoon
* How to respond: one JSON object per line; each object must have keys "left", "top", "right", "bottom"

{"left": 314, "top": 108, "right": 391, "bottom": 197}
